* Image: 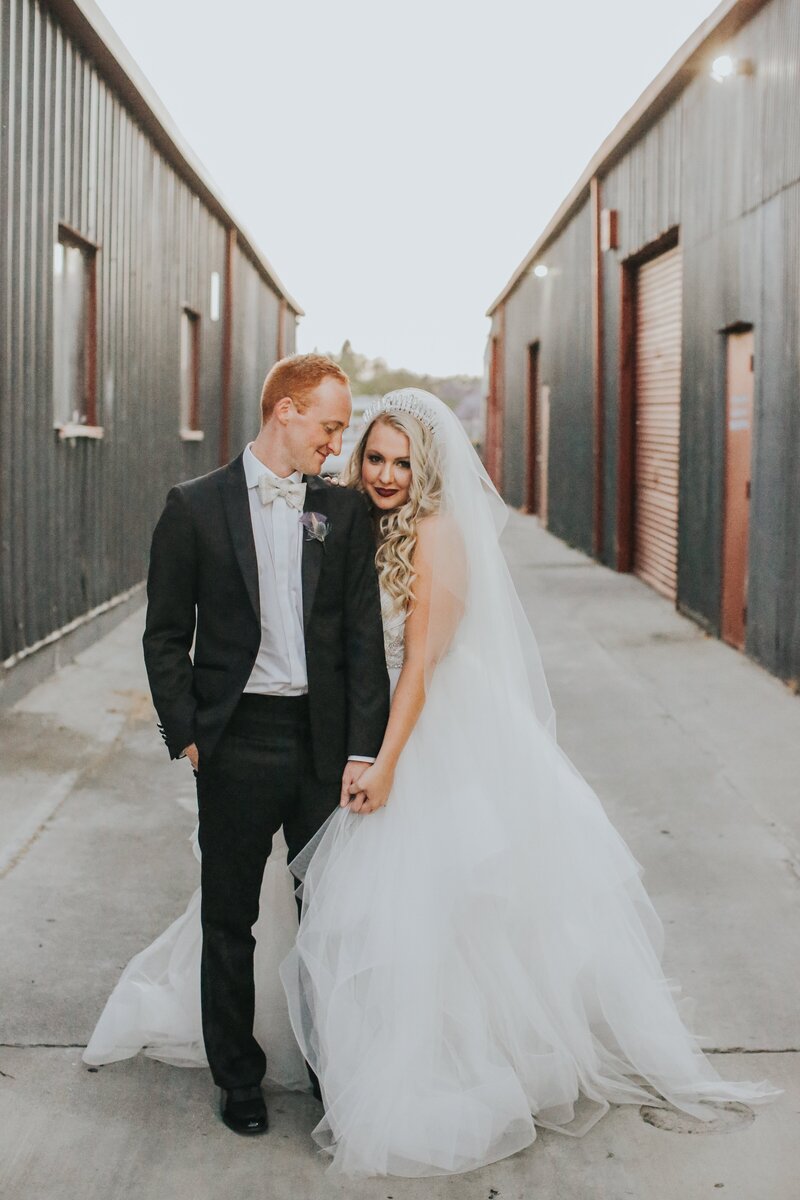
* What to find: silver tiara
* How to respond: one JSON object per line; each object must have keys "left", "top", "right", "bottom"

{"left": 361, "top": 390, "right": 440, "bottom": 433}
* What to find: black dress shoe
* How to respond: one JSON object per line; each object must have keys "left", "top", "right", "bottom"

{"left": 220, "top": 1086, "right": 268, "bottom": 1136}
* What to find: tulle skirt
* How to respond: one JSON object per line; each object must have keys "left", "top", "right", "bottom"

{"left": 83, "top": 824, "right": 310, "bottom": 1091}
{"left": 278, "top": 649, "right": 778, "bottom": 1177}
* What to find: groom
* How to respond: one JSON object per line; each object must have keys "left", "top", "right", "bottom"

{"left": 143, "top": 353, "right": 390, "bottom": 1135}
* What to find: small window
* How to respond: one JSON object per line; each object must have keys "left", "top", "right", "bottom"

{"left": 53, "top": 224, "right": 100, "bottom": 437}
{"left": 209, "top": 272, "right": 221, "bottom": 322}
{"left": 180, "top": 306, "right": 203, "bottom": 440}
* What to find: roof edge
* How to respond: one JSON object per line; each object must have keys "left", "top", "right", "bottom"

{"left": 487, "top": 0, "right": 770, "bottom": 316}
{"left": 43, "top": 0, "right": 304, "bottom": 316}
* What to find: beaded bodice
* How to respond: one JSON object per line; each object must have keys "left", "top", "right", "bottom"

{"left": 380, "top": 587, "right": 407, "bottom": 670}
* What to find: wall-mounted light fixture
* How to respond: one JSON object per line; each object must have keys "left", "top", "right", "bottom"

{"left": 711, "top": 54, "right": 755, "bottom": 82}
{"left": 533, "top": 264, "right": 549, "bottom": 278}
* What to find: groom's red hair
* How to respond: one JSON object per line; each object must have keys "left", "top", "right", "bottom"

{"left": 261, "top": 354, "right": 349, "bottom": 423}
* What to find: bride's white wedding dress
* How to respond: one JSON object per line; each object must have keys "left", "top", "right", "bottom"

{"left": 277, "top": 592, "right": 776, "bottom": 1177}
{"left": 86, "top": 391, "right": 778, "bottom": 1178}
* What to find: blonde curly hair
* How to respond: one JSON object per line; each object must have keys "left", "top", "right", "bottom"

{"left": 342, "top": 411, "right": 443, "bottom": 611}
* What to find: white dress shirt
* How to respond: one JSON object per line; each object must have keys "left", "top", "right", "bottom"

{"left": 241, "top": 444, "right": 374, "bottom": 763}
{"left": 243, "top": 445, "right": 308, "bottom": 696}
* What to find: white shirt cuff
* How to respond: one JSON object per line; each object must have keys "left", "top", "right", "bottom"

{"left": 347, "top": 755, "right": 376, "bottom": 763}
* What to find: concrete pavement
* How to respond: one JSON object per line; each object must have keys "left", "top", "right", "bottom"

{"left": 1, "top": 511, "right": 798, "bottom": 1199}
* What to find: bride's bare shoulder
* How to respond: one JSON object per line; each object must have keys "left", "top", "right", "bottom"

{"left": 415, "top": 511, "right": 460, "bottom": 546}
{"left": 413, "top": 513, "right": 467, "bottom": 580}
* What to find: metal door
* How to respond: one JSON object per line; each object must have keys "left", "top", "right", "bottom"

{"left": 539, "top": 385, "right": 550, "bottom": 528}
{"left": 721, "top": 330, "right": 754, "bottom": 649}
{"left": 526, "top": 342, "right": 540, "bottom": 513}
{"left": 634, "top": 246, "right": 682, "bottom": 599}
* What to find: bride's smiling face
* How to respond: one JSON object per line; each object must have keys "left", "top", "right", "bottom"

{"left": 361, "top": 421, "right": 412, "bottom": 511}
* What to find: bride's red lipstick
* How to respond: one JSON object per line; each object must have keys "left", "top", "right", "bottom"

{"left": 374, "top": 487, "right": 398, "bottom": 497}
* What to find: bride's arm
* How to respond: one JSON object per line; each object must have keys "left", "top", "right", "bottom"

{"left": 345, "top": 515, "right": 465, "bottom": 814}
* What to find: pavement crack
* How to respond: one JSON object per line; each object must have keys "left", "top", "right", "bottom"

{"left": 707, "top": 1047, "right": 799, "bottom": 1054}
{"left": 1, "top": 1043, "right": 796, "bottom": 1052}
{"left": 0, "top": 1042, "right": 88, "bottom": 1049}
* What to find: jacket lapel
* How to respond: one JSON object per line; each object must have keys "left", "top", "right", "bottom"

{"left": 301, "top": 476, "right": 328, "bottom": 631}
{"left": 221, "top": 453, "right": 260, "bottom": 621}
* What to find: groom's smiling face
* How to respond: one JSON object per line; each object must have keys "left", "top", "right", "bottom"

{"left": 282, "top": 376, "right": 352, "bottom": 475}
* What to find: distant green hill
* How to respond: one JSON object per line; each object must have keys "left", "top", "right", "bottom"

{"left": 328, "top": 341, "right": 481, "bottom": 409}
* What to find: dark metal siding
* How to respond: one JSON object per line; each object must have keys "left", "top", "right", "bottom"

{"left": 0, "top": 0, "right": 293, "bottom": 663}
{"left": 501, "top": 201, "right": 594, "bottom": 553}
{"left": 494, "top": 0, "right": 800, "bottom": 686}
{"left": 675, "top": 0, "right": 800, "bottom": 681}
{"left": 228, "top": 247, "right": 282, "bottom": 458}
{"left": 283, "top": 297, "right": 297, "bottom": 356}
{"left": 744, "top": 184, "right": 800, "bottom": 679}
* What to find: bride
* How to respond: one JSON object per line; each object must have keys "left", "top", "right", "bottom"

{"left": 85, "top": 388, "right": 778, "bottom": 1177}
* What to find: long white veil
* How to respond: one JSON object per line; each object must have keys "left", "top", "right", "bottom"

{"left": 368, "top": 389, "right": 557, "bottom": 736}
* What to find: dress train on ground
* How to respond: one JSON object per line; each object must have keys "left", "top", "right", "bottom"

{"left": 278, "top": 650, "right": 778, "bottom": 1177}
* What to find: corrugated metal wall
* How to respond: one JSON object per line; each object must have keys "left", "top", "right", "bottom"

{"left": 499, "top": 201, "right": 594, "bottom": 554}
{"left": 676, "top": 0, "right": 800, "bottom": 681}
{"left": 493, "top": 0, "right": 800, "bottom": 686}
{"left": 228, "top": 249, "right": 282, "bottom": 457}
{"left": 0, "top": 0, "right": 294, "bottom": 665}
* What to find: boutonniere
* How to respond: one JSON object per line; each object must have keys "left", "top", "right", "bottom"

{"left": 299, "top": 511, "right": 331, "bottom": 548}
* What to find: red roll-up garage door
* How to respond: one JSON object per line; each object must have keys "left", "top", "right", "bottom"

{"left": 634, "top": 245, "right": 682, "bottom": 600}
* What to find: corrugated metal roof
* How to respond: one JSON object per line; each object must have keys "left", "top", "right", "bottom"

{"left": 43, "top": 0, "right": 304, "bottom": 315}
{"left": 487, "top": 0, "right": 771, "bottom": 316}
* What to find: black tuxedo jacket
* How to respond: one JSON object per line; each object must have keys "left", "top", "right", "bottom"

{"left": 142, "top": 453, "right": 390, "bottom": 782}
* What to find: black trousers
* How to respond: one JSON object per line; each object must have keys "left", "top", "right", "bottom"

{"left": 196, "top": 692, "right": 339, "bottom": 1091}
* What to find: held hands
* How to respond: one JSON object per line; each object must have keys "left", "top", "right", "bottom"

{"left": 341, "top": 760, "right": 394, "bottom": 814}
{"left": 340, "top": 760, "right": 369, "bottom": 810}
{"left": 183, "top": 743, "right": 199, "bottom": 770}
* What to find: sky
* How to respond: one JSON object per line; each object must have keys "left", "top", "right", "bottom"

{"left": 94, "top": 0, "right": 721, "bottom": 377}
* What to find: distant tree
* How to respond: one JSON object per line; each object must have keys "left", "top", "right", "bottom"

{"left": 337, "top": 340, "right": 372, "bottom": 385}
{"left": 327, "top": 342, "right": 481, "bottom": 410}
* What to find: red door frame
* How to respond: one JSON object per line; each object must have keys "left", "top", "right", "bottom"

{"left": 616, "top": 227, "right": 680, "bottom": 573}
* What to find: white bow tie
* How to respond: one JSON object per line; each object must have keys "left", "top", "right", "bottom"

{"left": 257, "top": 475, "right": 307, "bottom": 511}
